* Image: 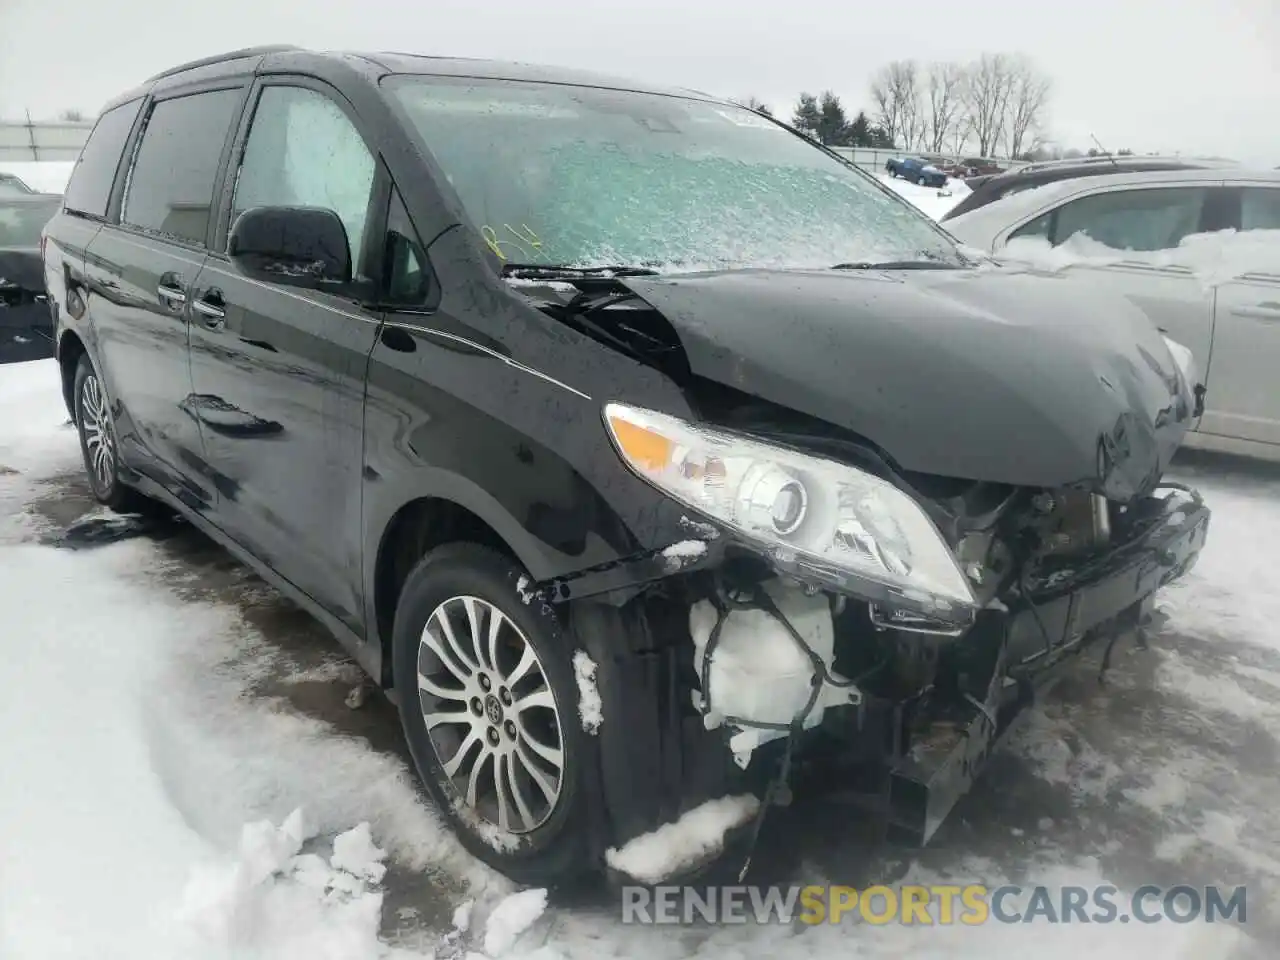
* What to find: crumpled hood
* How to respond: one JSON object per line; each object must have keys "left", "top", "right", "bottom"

{"left": 621, "top": 266, "right": 1197, "bottom": 501}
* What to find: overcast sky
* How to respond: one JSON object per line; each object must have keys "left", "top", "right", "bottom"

{"left": 2, "top": 0, "right": 1276, "bottom": 163}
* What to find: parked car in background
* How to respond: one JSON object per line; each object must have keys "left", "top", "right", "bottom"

{"left": 43, "top": 45, "right": 1209, "bottom": 886}
{"left": 943, "top": 155, "right": 1234, "bottom": 222}
{"left": 0, "top": 193, "right": 61, "bottom": 362}
{"left": 943, "top": 157, "right": 1004, "bottom": 179}
{"left": 884, "top": 155, "right": 948, "bottom": 187}
{"left": 0, "top": 173, "right": 36, "bottom": 197}
{"left": 945, "top": 166, "right": 1280, "bottom": 461}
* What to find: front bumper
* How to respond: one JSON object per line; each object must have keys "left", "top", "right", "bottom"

{"left": 885, "top": 492, "right": 1210, "bottom": 845}
{"left": 570, "top": 487, "right": 1210, "bottom": 861}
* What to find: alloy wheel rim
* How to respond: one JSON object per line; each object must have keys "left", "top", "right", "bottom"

{"left": 80, "top": 375, "right": 115, "bottom": 491}
{"left": 416, "top": 595, "right": 564, "bottom": 834}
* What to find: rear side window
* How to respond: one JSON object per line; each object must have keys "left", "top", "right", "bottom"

{"left": 122, "top": 88, "right": 241, "bottom": 246}
{"left": 1052, "top": 187, "right": 1206, "bottom": 252}
{"left": 63, "top": 99, "right": 142, "bottom": 218}
{"left": 1241, "top": 188, "right": 1280, "bottom": 231}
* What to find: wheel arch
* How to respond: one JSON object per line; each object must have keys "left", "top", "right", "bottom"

{"left": 371, "top": 494, "right": 531, "bottom": 688}
{"left": 57, "top": 329, "right": 87, "bottom": 421}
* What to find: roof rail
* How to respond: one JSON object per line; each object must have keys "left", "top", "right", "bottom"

{"left": 146, "top": 45, "right": 304, "bottom": 82}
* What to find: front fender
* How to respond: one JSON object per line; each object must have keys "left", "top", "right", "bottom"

{"left": 359, "top": 317, "right": 699, "bottom": 640}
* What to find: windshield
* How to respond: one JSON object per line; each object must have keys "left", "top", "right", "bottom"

{"left": 0, "top": 199, "right": 59, "bottom": 248}
{"left": 385, "top": 76, "right": 962, "bottom": 272}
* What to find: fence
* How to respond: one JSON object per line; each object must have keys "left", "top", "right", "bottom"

{"left": 0, "top": 119, "right": 1030, "bottom": 172}
{"left": 0, "top": 120, "right": 93, "bottom": 162}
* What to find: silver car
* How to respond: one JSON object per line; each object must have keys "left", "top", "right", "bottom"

{"left": 944, "top": 167, "right": 1280, "bottom": 461}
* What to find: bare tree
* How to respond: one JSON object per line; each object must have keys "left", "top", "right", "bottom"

{"left": 963, "top": 53, "right": 1012, "bottom": 156}
{"left": 1002, "top": 56, "right": 1051, "bottom": 158}
{"left": 58, "top": 108, "right": 87, "bottom": 122}
{"left": 949, "top": 114, "right": 974, "bottom": 157}
{"left": 923, "top": 61, "right": 965, "bottom": 153}
{"left": 742, "top": 96, "right": 773, "bottom": 117}
{"left": 869, "top": 60, "right": 919, "bottom": 149}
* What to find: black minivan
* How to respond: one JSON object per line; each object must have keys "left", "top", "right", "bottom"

{"left": 43, "top": 45, "right": 1210, "bottom": 886}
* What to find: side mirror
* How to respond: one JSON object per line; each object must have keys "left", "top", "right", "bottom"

{"left": 228, "top": 206, "right": 351, "bottom": 289}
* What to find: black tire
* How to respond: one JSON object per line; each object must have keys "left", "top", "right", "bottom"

{"left": 392, "top": 542, "right": 598, "bottom": 886}
{"left": 72, "top": 355, "right": 150, "bottom": 513}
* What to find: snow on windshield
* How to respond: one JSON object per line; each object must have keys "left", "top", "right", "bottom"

{"left": 387, "top": 77, "right": 960, "bottom": 272}
{"left": 998, "top": 229, "right": 1280, "bottom": 289}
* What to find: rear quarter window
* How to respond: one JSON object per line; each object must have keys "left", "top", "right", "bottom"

{"left": 121, "top": 88, "right": 242, "bottom": 246}
{"left": 63, "top": 99, "right": 143, "bottom": 219}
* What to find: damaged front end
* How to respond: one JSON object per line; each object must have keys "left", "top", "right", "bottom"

{"left": 502, "top": 265, "right": 1210, "bottom": 877}
{"left": 560, "top": 458, "right": 1209, "bottom": 875}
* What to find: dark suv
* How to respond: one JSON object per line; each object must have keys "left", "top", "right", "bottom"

{"left": 42, "top": 45, "right": 1210, "bottom": 886}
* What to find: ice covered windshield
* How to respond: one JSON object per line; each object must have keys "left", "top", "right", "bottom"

{"left": 385, "top": 76, "right": 962, "bottom": 271}
{"left": 0, "top": 198, "right": 60, "bottom": 248}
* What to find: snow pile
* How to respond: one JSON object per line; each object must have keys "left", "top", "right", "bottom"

{"left": 329, "top": 821, "right": 389, "bottom": 884}
{"left": 662, "top": 537, "right": 708, "bottom": 571}
{"left": 177, "top": 812, "right": 389, "bottom": 958}
{"left": 482, "top": 888, "right": 549, "bottom": 957}
{"left": 999, "top": 228, "right": 1280, "bottom": 289}
{"left": 0, "top": 160, "right": 77, "bottom": 194}
{"left": 572, "top": 649, "right": 603, "bottom": 735}
{"left": 605, "top": 795, "right": 760, "bottom": 884}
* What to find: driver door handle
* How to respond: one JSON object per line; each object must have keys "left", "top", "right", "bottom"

{"left": 157, "top": 273, "right": 186, "bottom": 307}
{"left": 1233, "top": 302, "right": 1280, "bottom": 322}
{"left": 192, "top": 289, "right": 226, "bottom": 327}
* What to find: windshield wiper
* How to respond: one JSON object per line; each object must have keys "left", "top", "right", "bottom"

{"left": 829, "top": 260, "right": 962, "bottom": 271}
{"left": 501, "top": 262, "right": 661, "bottom": 279}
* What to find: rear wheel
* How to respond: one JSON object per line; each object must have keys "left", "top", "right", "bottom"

{"left": 392, "top": 542, "right": 597, "bottom": 886}
{"left": 73, "top": 355, "right": 150, "bottom": 513}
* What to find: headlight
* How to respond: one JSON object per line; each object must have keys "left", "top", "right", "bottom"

{"left": 604, "top": 403, "right": 976, "bottom": 611}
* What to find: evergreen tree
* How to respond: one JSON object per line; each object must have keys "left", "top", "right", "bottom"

{"left": 847, "top": 111, "right": 873, "bottom": 147}
{"left": 816, "top": 91, "right": 850, "bottom": 145}
{"left": 792, "top": 93, "right": 821, "bottom": 136}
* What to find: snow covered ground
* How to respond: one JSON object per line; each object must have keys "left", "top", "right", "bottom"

{"left": 877, "top": 172, "right": 970, "bottom": 220}
{"left": 1, "top": 164, "right": 1277, "bottom": 959}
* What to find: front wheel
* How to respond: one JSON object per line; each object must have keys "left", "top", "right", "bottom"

{"left": 392, "top": 543, "right": 598, "bottom": 886}
{"left": 73, "top": 355, "right": 147, "bottom": 512}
